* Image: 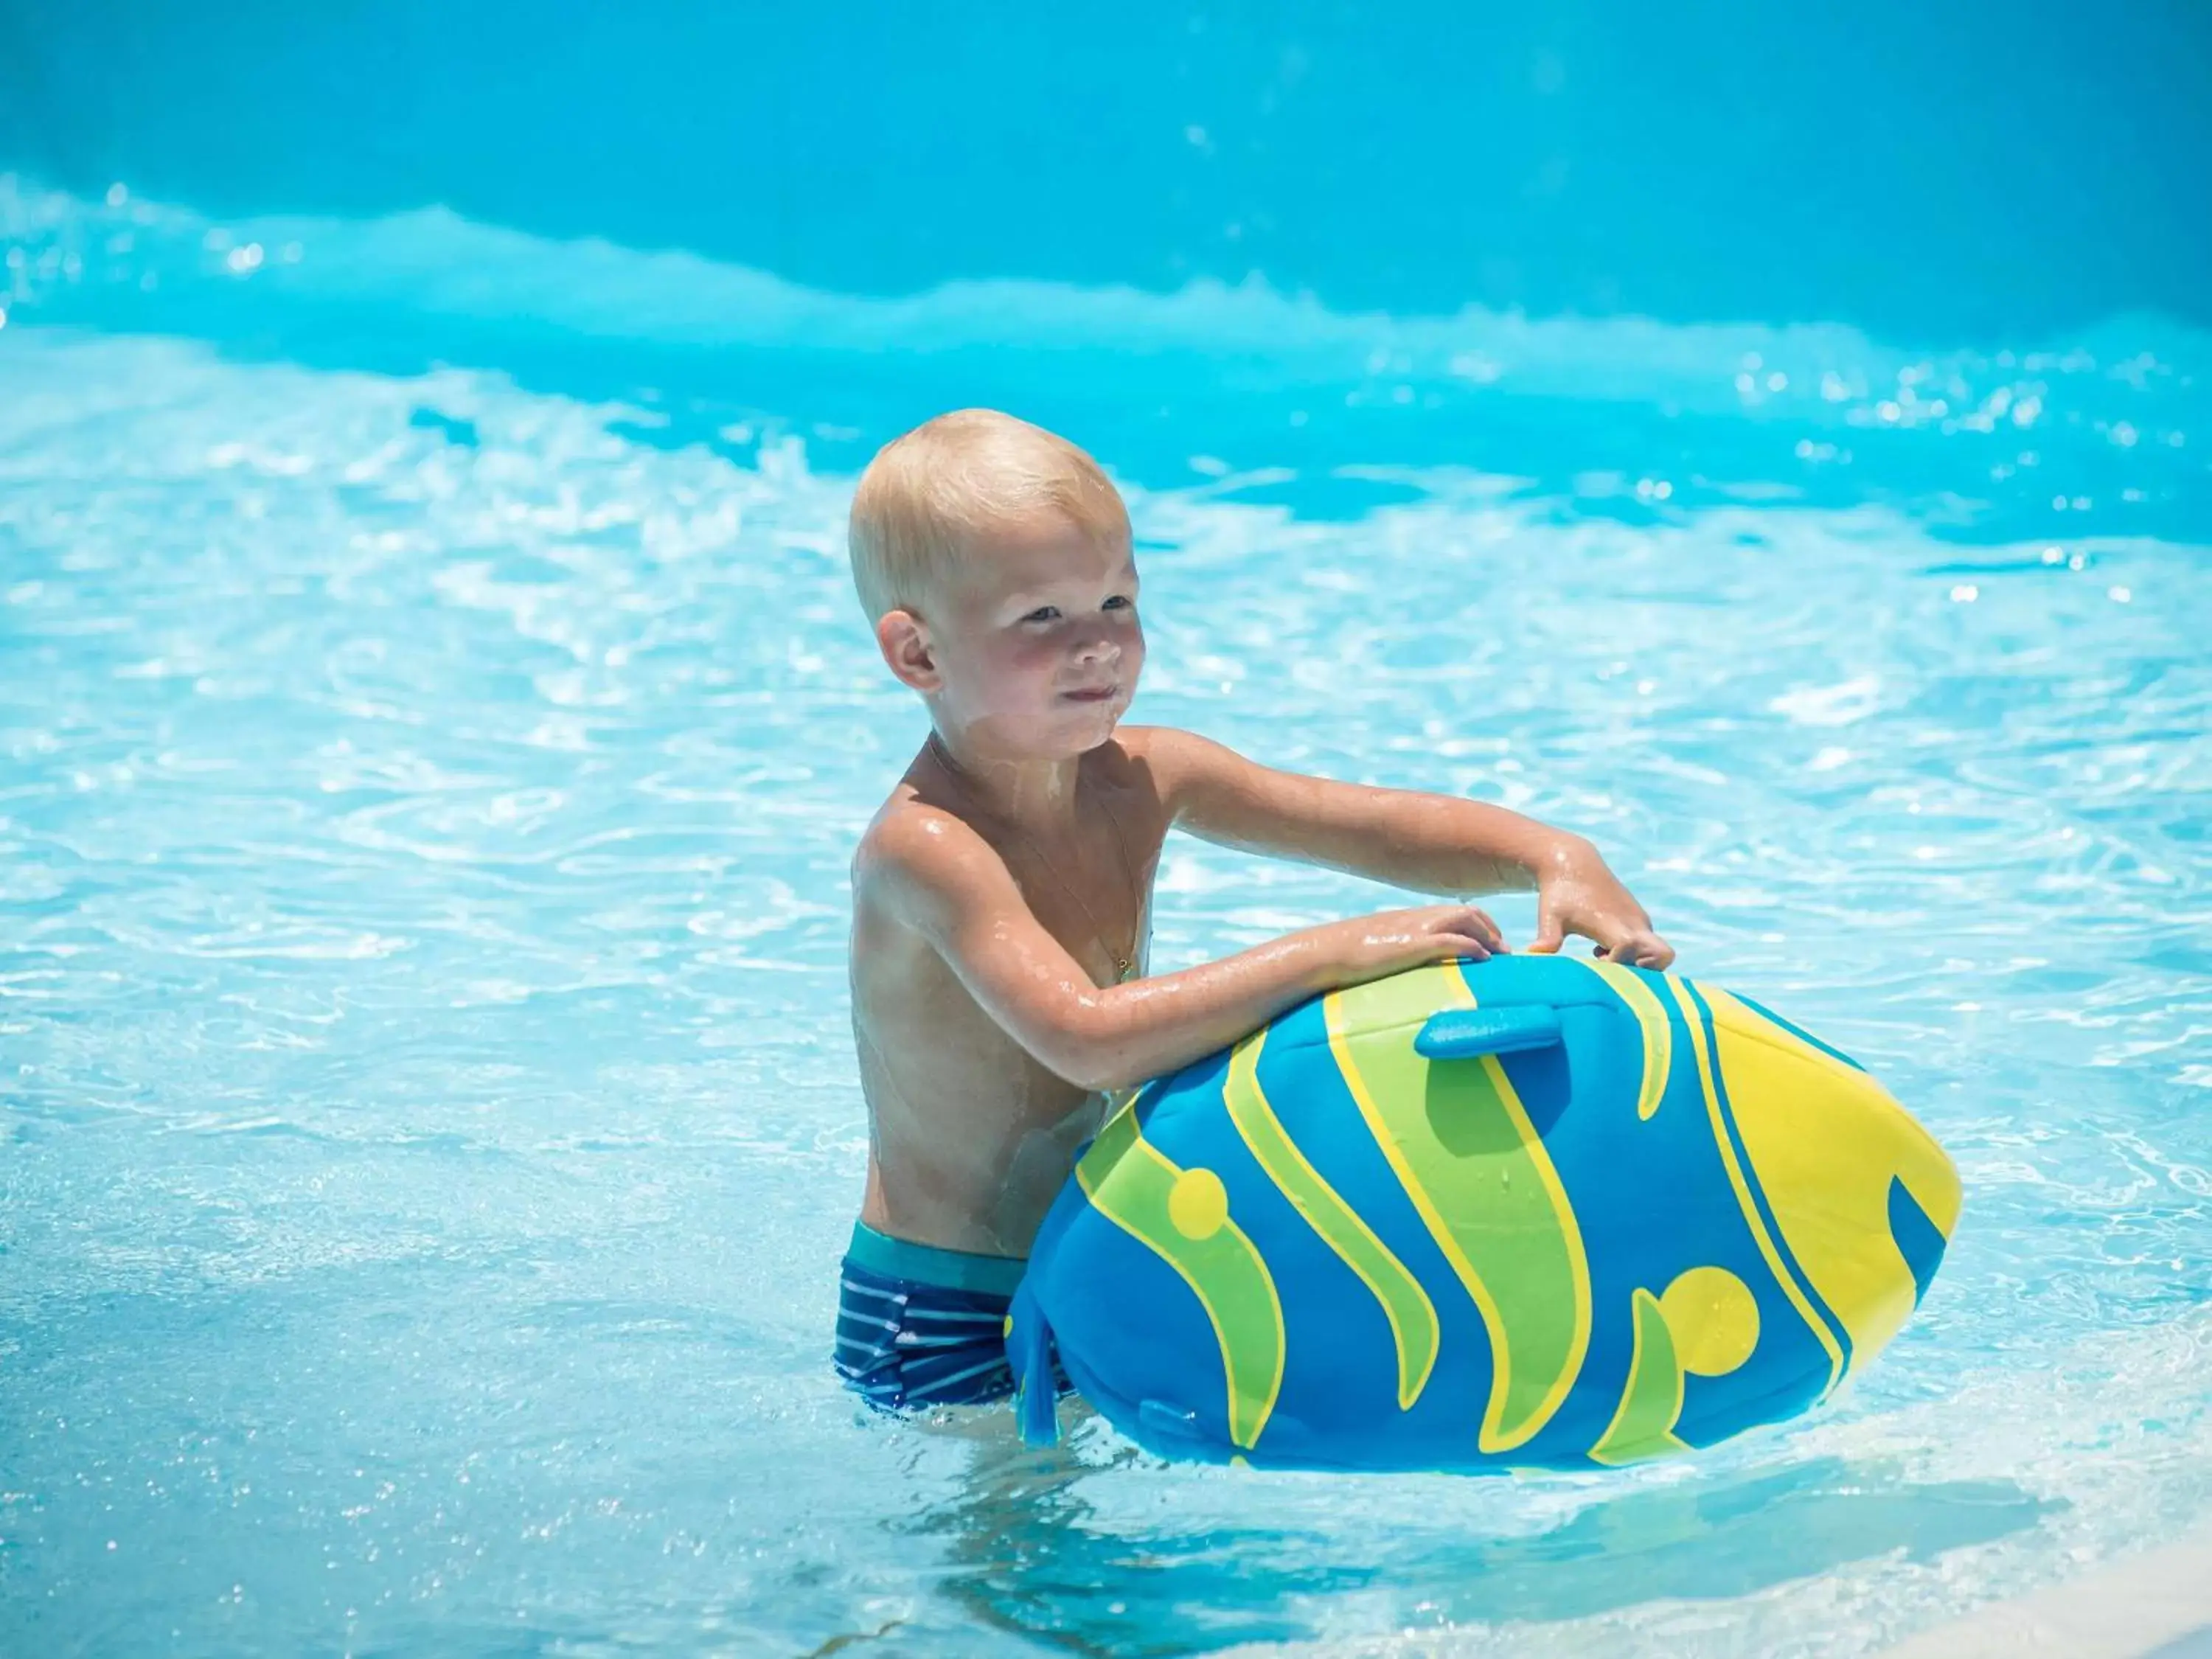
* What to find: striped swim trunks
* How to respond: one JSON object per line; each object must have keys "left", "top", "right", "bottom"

{"left": 832, "top": 1221, "right": 1067, "bottom": 1412}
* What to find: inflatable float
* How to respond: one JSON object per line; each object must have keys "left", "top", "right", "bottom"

{"left": 1004, "top": 955, "right": 1959, "bottom": 1472}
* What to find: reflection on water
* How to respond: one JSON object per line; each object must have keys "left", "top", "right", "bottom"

{"left": 1405, "top": 1458, "right": 2052, "bottom": 1625}
{"left": 907, "top": 1424, "right": 1361, "bottom": 1655}
{"left": 897, "top": 1426, "right": 2053, "bottom": 1655}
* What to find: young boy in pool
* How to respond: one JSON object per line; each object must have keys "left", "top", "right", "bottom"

{"left": 835, "top": 409, "right": 1672, "bottom": 1413}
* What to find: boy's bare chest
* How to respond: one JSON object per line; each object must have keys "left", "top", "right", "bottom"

{"left": 989, "top": 823, "right": 1155, "bottom": 987}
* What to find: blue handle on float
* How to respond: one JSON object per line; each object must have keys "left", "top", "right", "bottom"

{"left": 1006, "top": 1280, "right": 1060, "bottom": 1447}
{"left": 1413, "top": 1006, "right": 1563, "bottom": 1060}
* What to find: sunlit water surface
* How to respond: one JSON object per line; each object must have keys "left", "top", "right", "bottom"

{"left": 3, "top": 179, "right": 2210, "bottom": 1656}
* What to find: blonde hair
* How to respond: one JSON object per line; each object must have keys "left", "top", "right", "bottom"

{"left": 847, "top": 408, "right": 1129, "bottom": 622}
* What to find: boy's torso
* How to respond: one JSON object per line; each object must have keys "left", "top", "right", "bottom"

{"left": 849, "top": 737, "right": 1166, "bottom": 1259}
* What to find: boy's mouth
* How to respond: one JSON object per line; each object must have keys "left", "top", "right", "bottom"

{"left": 1061, "top": 686, "right": 1119, "bottom": 703}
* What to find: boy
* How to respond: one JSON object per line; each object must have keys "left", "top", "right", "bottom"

{"left": 835, "top": 409, "right": 1672, "bottom": 1413}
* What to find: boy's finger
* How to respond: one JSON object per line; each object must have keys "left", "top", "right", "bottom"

{"left": 1527, "top": 907, "right": 1565, "bottom": 954}
{"left": 1610, "top": 931, "right": 1672, "bottom": 969}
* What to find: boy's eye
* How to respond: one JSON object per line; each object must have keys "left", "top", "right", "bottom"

{"left": 1102, "top": 595, "right": 1133, "bottom": 612}
{"left": 1021, "top": 605, "right": 1062, "bottom": 625}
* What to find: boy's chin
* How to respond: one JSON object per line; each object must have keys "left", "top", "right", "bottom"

{"left": 1065, "top": 700, "right": 1128, "bottom": 749}
{"left": 1033, "top": 704, "right": 1123, "bottom": 757}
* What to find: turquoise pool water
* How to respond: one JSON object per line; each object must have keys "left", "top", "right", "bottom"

{"left": 2, "top": 175, "right": 2209, "bottom": 1655}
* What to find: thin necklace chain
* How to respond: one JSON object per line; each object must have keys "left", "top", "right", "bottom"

{"left": 926, "top": 730, "right": 1144, "bottom": 982}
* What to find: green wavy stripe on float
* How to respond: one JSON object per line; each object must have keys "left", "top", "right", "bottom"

{"left": 1224, "top": 1028, "right": 1441, "bottom": 1408}
{"left": 1588, "top": 1287, "right": 1691, "bottom": 1465}
{"left": 1325, "top": 963, "right": 1592, "bottom": 1453}
{"left": 1076, "top": 1099, "right": 1287, "bottom": 1450}
{"left": 1582, "top": 959, "right": 1674, "bottom": 1120}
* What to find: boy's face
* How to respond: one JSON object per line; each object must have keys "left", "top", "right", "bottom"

{"left": 900, "top": 509, "right": 1143, "bottom": 759}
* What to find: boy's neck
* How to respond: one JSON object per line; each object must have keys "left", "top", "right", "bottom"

{"left": 926, "top": 727, "right": 1087, "bottom": 834}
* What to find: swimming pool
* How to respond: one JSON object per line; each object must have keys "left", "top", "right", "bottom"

{"left": 3, "top": 156, "right": 2208, "bottom": 1655}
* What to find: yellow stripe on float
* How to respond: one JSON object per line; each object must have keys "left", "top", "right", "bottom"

{"left": 1661, "top": 975, "right": 1846, "bottom": 1394}
{"left": 1224, "top": 1027, "right": 1441, "bottom": 1408}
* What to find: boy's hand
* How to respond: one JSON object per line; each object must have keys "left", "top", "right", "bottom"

{"left": 1527, "top": 839, "right": 1674, "bottom": 969}
{"left": 1331, "top": 905, "right": 1508, "bottom": 978}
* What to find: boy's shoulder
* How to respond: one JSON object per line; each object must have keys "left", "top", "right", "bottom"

{"left": 1079, "top": 723, "right": 1229, "bottom": 781}
{"left": 1110, "top": 724, "right": 1248, "bottom": 799}
{"left": 850, "top": 768, "right": 1037, "bottom": 919}
{"left": 852, "top": 782, "right": 983, "bottom": 900}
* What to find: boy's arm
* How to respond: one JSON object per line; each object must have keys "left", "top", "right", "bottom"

{"left": 1133, "top": 727, "right": 1674, "bottom": 969}
{"left": 862, "top": 805, "right": 1504, "bottom": 1093}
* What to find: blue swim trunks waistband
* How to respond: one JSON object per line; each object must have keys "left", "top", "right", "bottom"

{"left": 844, "top": 1220, "right": 1029, "bottom": 1298}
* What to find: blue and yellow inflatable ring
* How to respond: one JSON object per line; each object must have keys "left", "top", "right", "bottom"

{"left": 1006, "top": 955, "right": 1959, "bottom": 1472}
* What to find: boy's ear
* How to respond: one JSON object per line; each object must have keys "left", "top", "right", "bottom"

{"left": 874, "top": 609, "right": 942, "bottom": 694}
